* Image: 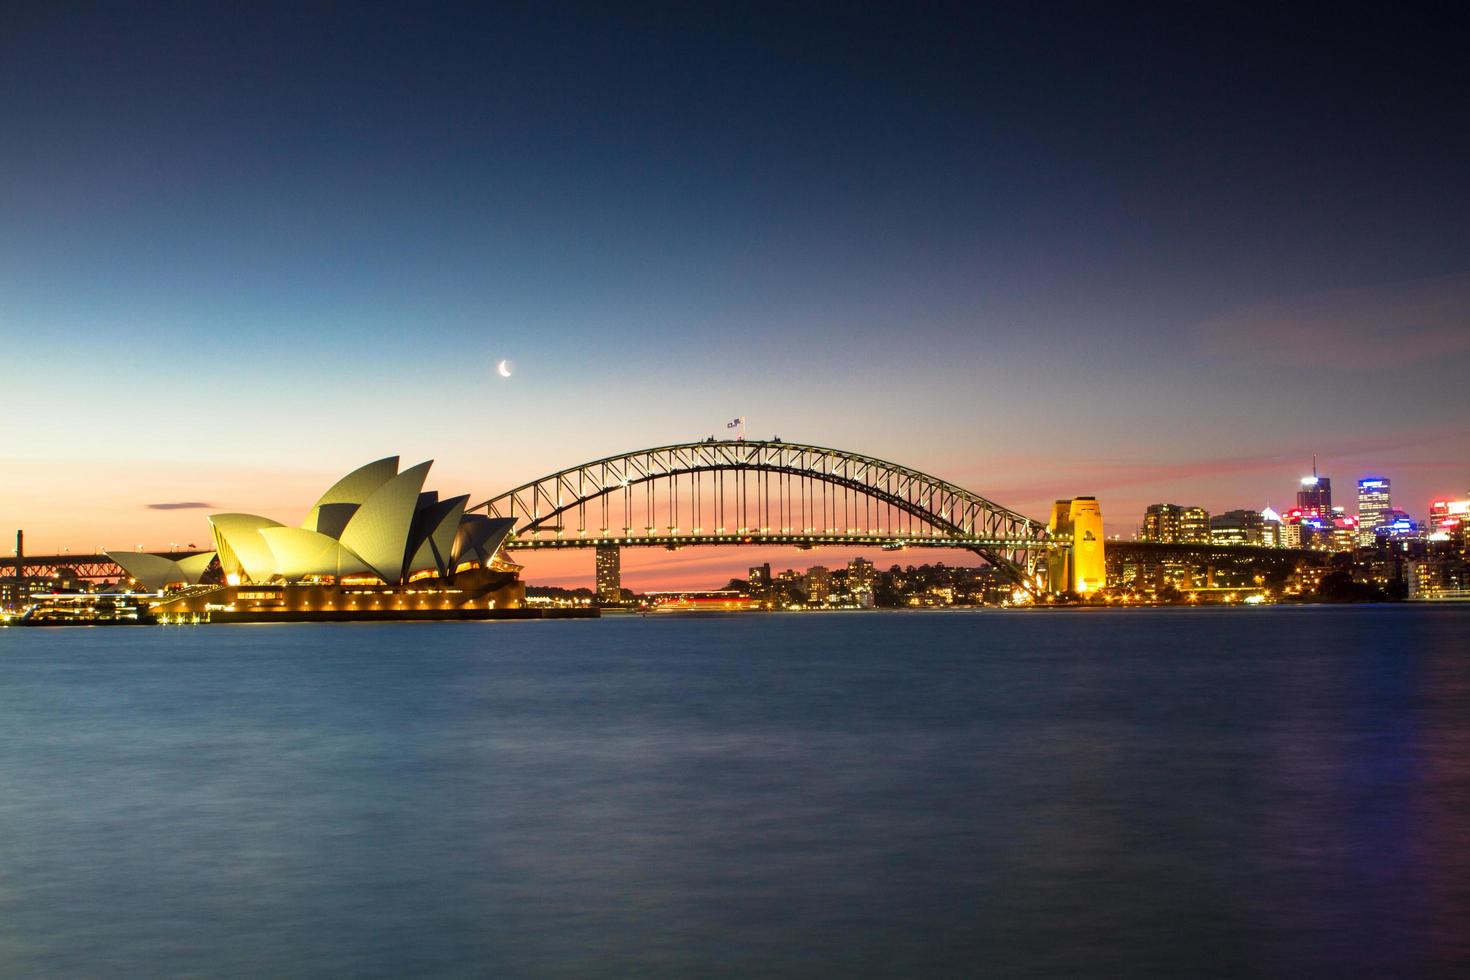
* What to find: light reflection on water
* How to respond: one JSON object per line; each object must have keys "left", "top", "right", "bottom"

{"left": 2, "top": 608, "right": 1469, "bottom": 978}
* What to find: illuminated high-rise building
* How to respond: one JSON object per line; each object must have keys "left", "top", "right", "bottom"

{"left": 1260, "top": 506, "right": 1283, "bottom": 547}
{"left": 1357, "top": 478, "right": 1391, "bottom": 527}
{"left": 595, "top": 544, "right": 621, "bottom": 602}
{"left": 847, "top": 557, "right": 876, "bottom": 607}
{"left": 1327, "top": 516, "right": 1360, "bottom": 553}
{"left": 1297, "top": 477, "right": 1332, "bottom": 514}
{"left": 1428, "top": 499, "right": 1470, "bottom": 538}
{"left": 1210, "top": 509, "right": 1264, "bottom": 546}
{"left": 1141, "top": 504, "right": 1180, "bottom": 542}
{"left": 1140, "top": 504, "right": 1209, "bottom": 544}
{"left": 1180, "top": 507, "right": 1210, "bottom": 543}
{"left": 805, "top": 566, "right": 832, "bottom": 602}
{"left": 1297, "top": 458, "right": 1332, "bottom": 516}
{"left": 1357, "top": 478, "right": 1391, "bottom": 545}
{"left": 1279, "top": 513, "right": 1302, "bottom": 548}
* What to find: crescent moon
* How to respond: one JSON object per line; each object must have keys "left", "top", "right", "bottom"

{"left": 496, "top": 359, "right": 513, "bottom": 378}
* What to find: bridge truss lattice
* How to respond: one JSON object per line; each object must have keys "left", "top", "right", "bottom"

{"left": 468, "top": 440, "right": 1054, "bottom": 583}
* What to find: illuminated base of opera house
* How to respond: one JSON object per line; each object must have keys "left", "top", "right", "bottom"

{"left": 148, "top": 567, "right": 533, "bottom": 624}
{"left": 107, "top": 456, "right": 594, "bottom": 624}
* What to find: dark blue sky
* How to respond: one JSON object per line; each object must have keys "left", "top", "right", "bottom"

{"left": 3, "top": 2, "right": 1467, "bottom": 563}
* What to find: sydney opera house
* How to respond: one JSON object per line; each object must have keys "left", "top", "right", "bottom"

{"left": 108, "top": 458, "right": 527, "bottom": 621}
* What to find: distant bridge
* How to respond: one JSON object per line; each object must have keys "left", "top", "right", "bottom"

{"left": 469, "top": 439, "right": 1054, "bottom": 583}
{"left": 0, "top": 552, "right": 209, "bottom": 582}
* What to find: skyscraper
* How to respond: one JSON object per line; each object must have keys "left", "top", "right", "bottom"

{"left": 847, "top": 557, "right": 876, "bottom": 607}
{"left": 1297, "top": 458, "right": 1332, "bottom": 515}
{"left": 1357, "top": 478, "right": 1391, "bottom": 545}
{"left": 595, "top": 544, "right": 621, "bottom": 602}
{"left": 805, "top": 566, "right": 832, "bottom": 602}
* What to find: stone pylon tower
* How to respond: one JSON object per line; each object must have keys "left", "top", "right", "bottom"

{"left": 1047, "top": 497, "right": 1105, "bottom": 594}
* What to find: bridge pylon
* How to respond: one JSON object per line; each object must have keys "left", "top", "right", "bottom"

{"left": 1047, "top": 497, "right": 1105, "bottom": 594}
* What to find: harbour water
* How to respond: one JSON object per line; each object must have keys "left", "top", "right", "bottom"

{"left": 3, "top": 607, "right": 1469, "bottom": 977}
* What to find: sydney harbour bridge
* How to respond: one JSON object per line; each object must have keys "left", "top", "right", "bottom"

{"left": 6, "top": 438, "right": 1304, "bottom": 593}
{"left": 465, "top": 439, "right": 1055, "bottom": 585}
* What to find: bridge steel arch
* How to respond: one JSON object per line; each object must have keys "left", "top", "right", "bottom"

{"left": 468, "top": 440, "right": 1054, "bottom": 585}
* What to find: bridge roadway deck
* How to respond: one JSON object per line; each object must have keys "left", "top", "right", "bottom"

{"left": 3, "top": 542, "right": 1312, "bottom": 582}
{"left": 502, "top": 532, "right": 1055, "bottom": 550}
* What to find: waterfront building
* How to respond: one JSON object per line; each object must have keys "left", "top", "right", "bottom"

{"left": 1210, "top": 509, "right": 1264, "bottom": 546}
{"left": 595, "top": 544, "right": 621, "bottom": 602}
{"left": 1357, "top": 478, "right": 1392, "bottom": 543}
{"left": 1407, "top": 557, "right": 1470, "bottom": 600}
{"left": 1140, "top": 504, "right": 1210, "bottom": 544}
{"left": 1140, "top": 504, "right": 1179, "bottom": 543}
{"left": 107, "top": 457, "right": 524, "bottom": 621}
{"left": 847, "top": 557, "right": 876, "bottom": 608}
{"left": 805, "top": 566, "right": 832, "bottom": 603}
{"left": 1285, "top": 564, "right": 1335, "bottom": 597}
{"left": 1, "top": 575, "right": 66, "bottom": 612}
{"left": 748, "top": 563, "right": 772, "bottom": 590}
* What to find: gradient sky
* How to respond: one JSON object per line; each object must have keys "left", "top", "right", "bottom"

{"left": 3, "top": 3, "right": 1467, "bottom": 588}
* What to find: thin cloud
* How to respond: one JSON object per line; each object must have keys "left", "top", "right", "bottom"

{"left": 146, "top": 501, "right": 214, "bottom": 510}
{"left": 1194, "top": 272, "right": 1470, "bottom": 371}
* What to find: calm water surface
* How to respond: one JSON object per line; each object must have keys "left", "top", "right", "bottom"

{"left": 2, "top": 607, "right": 1469, "bottom": 978}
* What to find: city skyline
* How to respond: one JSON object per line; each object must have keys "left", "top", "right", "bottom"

{"left": 3, "top": 5, "right": 1468, "bottom": 589}
{"left": 6, "top": 441, "right": 1464, "bottom": 591}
